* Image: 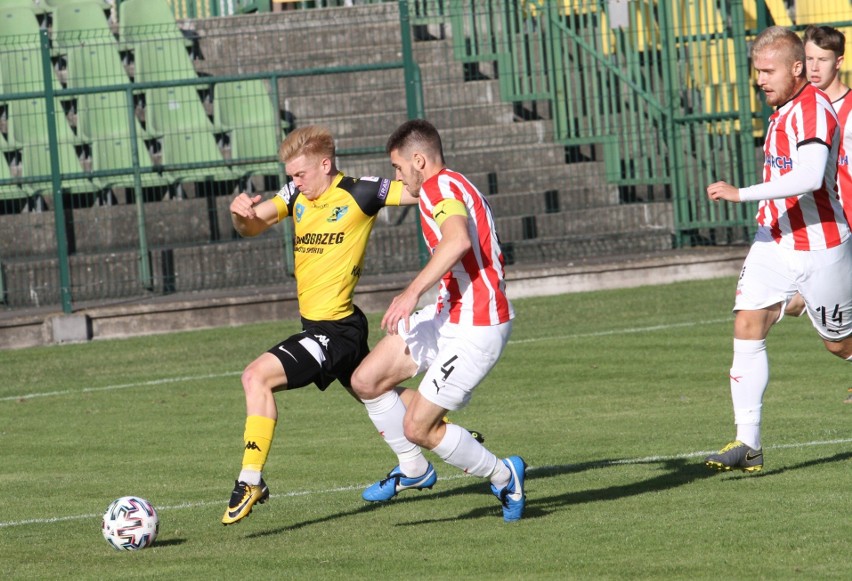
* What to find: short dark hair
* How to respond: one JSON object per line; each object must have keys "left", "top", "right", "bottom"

{"left": 386, "top": 119, "right": 444, "bottom": 163}
{"left": 803, "top": 25, "right": 845, "bottom": 57}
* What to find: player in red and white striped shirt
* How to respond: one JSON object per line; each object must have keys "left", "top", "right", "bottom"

{"left": 351, "top": 120, "right": 526, "bottom": 522}
{"left": 788, "top": 25, "right": 852, "bottom": 403}
{"left": 801, "top": 25, "right": 852, "bottom": 228}
{"left": 704, "top": 27, "right": 852, "bottom": 472}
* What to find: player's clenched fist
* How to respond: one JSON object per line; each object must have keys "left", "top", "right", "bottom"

{"left": 230, "top": 193, "right": 263, "bottom": 219}
{"left": 706, "top": 181, "right": 741, "bottom": 203}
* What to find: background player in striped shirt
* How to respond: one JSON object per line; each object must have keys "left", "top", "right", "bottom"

{"left": 704, "top": 27, "right": 852, "bottom": 472}
{"left": 351, "top": 119, "right": 526, "bottom": 522}
{"left": 786, "top": 25, "right": 852, "bottom": 403}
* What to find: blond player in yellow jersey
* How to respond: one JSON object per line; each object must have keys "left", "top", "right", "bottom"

{"left": 221, "top": 126, "right": 420, "bottom": 524}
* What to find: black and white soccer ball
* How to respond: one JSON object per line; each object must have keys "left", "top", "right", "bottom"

{"left": 101, "top": 496, "right": 159, "bottom": 551}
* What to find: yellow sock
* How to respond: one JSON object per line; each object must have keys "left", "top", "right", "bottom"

{"left": 241, "top": 415, "right": 276, "bottom": 473}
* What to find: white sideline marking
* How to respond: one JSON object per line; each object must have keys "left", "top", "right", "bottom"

{"left": 1, "top": 319, "right": 732, "bottom": 403}
{"left": 0, "top": 372, "right": 241, "bottom": 403}
{"left": 509, "top": 318, "right": 731, "bottom": 344}
{"left": 1, "top": 437, "right": 849, "bottom": 529}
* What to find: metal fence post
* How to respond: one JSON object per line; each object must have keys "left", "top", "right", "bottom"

{"left": 126, "top": 86, "right": 153, "bottom": 290}
{"left": 398, "top": 0, "right": 429, "bottom": 266}
{"left": 40, "top": 29, "right": 74, "bottom": 314}
{"left": 269, "top": 73, "right": 295, "bottom": 276}
{"left": 658, "top": 0, "right": 686, "bottom": 247}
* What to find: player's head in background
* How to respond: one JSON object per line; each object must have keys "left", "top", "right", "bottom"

{"left": 279, "top": 125, "right": 337, "bottom": 200}
{"left": 803, "top": 25, "right": 846, "bottom": 94}
{"left": 385, "top": 119, "right": 445, "bottom": 197}
{"left": 751, "top": 26, "right": 806, "bottom": 106}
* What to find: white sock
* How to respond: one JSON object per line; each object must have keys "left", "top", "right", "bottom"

{"left": 431, "top": 423, "right": 507, "bottom": 485}
{"left": 730, "top": 338, "right": 768, "bottom": 450}
{"left": 362, "top": 391, "right": 428, "bottom": 477}
{"left": 238, "top": 469, "right": 261, "bottom": 486}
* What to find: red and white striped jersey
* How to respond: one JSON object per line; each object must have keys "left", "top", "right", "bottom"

{"left": 757, "top": 83, "right": 849, "bottom": 250}
{"left": 418, "top": 168, "right": 514, "bottom": 326}
{"left": 833, "top": 88, "right": 852, "bottom": 227}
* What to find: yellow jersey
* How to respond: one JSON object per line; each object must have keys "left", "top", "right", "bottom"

{"left": 271, "top": 172, "right": 404, "bottom": 321}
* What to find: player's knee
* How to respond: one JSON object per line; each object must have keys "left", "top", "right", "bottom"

{"left": 241, "top": 364, "right": 272, "bottom": 397}
{"left": 349, "top": 367, "right": 374, "bottom": 400}
{"left": 402, "top": 421, "right": 430, "bottom": 447}
{"left": 822, "top": 337, "right": 852, "bottom": 359}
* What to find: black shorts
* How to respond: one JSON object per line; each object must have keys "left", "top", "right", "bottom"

{"left": 267, "top": 306, "right": 369, "bottom": 391}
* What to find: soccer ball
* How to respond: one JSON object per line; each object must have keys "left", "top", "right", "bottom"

{"left": 101, "top": 496, "right": 159, "bottom": 551}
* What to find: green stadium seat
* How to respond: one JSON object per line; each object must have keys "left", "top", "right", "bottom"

{"left": 90, "top": 134, "right": 170, "bottom": 195}
{"left": 63, "top": 42, "right": 127, "bottom": 88}
{"left": 144, "top": 85, "right": 219, "bottom": 136}
{"left": 0, "top": 151, "right": 33, "bottom": 211}
{"left": 158, "top": 130, "right": 238, "bottom": 196}
{"left": 42, "top": 0, "right": 112, "bottom": 12}
{"left": 132, "top": 38, "right": 203, "bottom": 84}
{"left": 118, "top": 0, "right": 196, "bottom": 51}
{"left": 146, "top": 85, "right": 233, "bottom": 195}
{"left": 50, "top": 1, "right": 116, "bottom": 54}
{"left": 213, "top": 79, "right": 285, "bottom": 182}
{"left": 64, "top": 43, "right": 151, "bottom": 142}
{"left": 0, "top": 7, "right": 42, "bottom": 50}
{"left": 6, "top": 96, "right": 82, "bottom": 151}
{"left": 3, "top": 0, "right": 47, "bottom": 16}
{"left": 20, "top": 140, "right": 97, "bottom": 197}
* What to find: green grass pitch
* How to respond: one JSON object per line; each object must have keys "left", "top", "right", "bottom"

{"left": 1, "top": 277, "right": 849, "bottom": 579}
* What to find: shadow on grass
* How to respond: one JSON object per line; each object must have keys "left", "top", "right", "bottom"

{"left": 152, "top": 538, "right": 187, "bottom": 548}
{"left": 399, "top": 457, "right": 716, "bottom": 524}
{"left": 718, "top": 451, "right": 852, "bottom": 481}
{"left": 244, "top": 502, "right": 385, "bottom": 539}
{"left": 242, "top": 450, "right": 851, "bottom": 532}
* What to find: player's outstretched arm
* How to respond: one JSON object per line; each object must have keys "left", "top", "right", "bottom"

{"left": 382, "top": 214, "right": 471, "bottom": 334}
{"left": 230, "top": 193, "right": 279, "bottom": 237}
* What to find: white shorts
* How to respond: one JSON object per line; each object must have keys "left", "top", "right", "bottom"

{"left": 735, "top": 232, "right": 852, "bottom": 340}
{"left": 398, "top": 303, "right": 513, "bottom": 411}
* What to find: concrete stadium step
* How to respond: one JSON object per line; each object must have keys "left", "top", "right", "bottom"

{"left": 464, "top": 164, "right": 619, "bottom": 206}
{"left": 195, "top": 5, "right": 404, "bottom": 75}
{"left": 332, "top": 119, "right": 553, "bottom": 153}
{"left": 276, "top": 69, "right": 500, "bottom": 107}
{"left": 1, "top": 236, "right": 293, "bottom": 308}
{"left": 0, "top": 195, "right": 274, "bottom": 259}
{"left": 504, "top": 231, "right": 675, "bottom": 265}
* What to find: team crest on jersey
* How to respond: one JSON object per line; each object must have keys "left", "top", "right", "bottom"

{"left": 295, "top": 203, "right": 305, "bottom": 222}
{"left": 328, "top": 206, "right": 349, "bottom": 222}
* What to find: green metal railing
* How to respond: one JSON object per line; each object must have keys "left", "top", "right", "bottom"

{"left": 418, "top": 0, "right": 852, "bottom": 246}
{"left": 5, "top": 0, "right": 852, "bottom": 313}
{"left": 0, "top": 8, "right": 424, "bottom": 313}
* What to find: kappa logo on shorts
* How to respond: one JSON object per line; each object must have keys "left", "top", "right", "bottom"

{"left": 313, "top": 333, "right": 330, "bottom": 349}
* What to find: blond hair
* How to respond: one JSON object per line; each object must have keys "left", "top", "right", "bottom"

{"left": 752, "top": 26, "right": 805, "bottom": 74}
{"left": 278, "top": 126, "right": 335, "bottom": 163}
